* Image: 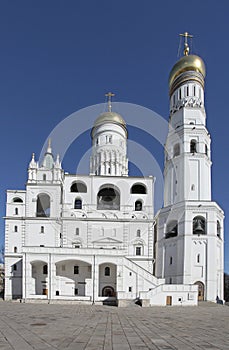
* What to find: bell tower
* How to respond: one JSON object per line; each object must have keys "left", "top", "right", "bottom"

{"left": 156, "top": 33, "right": 224, "bottom": 303}
{"left": 164, "top": 32, "right": 211, "bottom": 206}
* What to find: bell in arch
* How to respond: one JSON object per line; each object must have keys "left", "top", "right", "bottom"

{"left": 193, "top": 217, "right": 205, "bottom": 234}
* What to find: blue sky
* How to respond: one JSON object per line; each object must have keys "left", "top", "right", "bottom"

{"left": 0, "top": 1, "right": 228, "bottom": 271}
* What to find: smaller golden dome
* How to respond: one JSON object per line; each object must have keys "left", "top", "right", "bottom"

{"left": 93, "top": 111, "right": 126, "bottom": 128}
{"left": 169, "top": 54, "right": 206, "bottom": 88}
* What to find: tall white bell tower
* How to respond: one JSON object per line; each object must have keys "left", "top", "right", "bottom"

{"left": 156, "top": 33, "right": 224, "bottom": 302}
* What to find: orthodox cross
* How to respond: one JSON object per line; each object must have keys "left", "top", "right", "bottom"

{"left": 105, "top": 92, "right": 115, "bottom": 112}
{"left": 179, "top": 32, "right": 193, "bottom": 56}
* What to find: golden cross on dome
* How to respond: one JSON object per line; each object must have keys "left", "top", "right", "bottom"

{"left": 105, "top": 92, "right": 115, "bottom": 112}
{"left": 179, "top": 32, "right": 193, "bottom": 56}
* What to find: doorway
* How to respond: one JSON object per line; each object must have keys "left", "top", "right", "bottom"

{"left": 194, "top": 281, "right": 204, "bottom": 301}
{"left": 102, "top": 286, "right": 115, "bottom": 297}
{"left": 166, "top": 295, "right": 172, "bottom": 306}
{"left": 42, "top": 288, "right": 48, "bottom": 296}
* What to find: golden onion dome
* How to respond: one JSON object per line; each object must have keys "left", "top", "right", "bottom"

{"left": 169, "top": 54, "right": 206, "bottom": 88}
{"left": 93, "top": 111, "right": 126, "bottom": 128}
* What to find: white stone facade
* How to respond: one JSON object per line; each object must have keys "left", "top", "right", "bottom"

{"left": 4, "top": 47, "right": 224, "bottom": 306}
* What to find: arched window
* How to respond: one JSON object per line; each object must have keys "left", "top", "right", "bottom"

{"left": 97, "top": 186, "right": 120, "bottom": 210}
{"left": 173, "top": 143, "right": 180, "bottom": 157}
{"left": 170, "top": 257, "right": 173, "bottom": 265}
{"left": 43, "top": 174, "right": 46, "bottom": 181}
{"left": 36, "top": 194, "right": 50, "bottom": 217}
{"left": 76, "top": 228, "right": 79, "bottom": 235}
{"left": 186, "top": 85, "right": 189, "bottom": 96}
{"left": 135, "top": 200, "right": 142, "bottom": 211}
{"left": 14, "top": 226, "right": 18, "bottom": 232}
{"left": 74, "top": 265, "right": 79, "bottom": 274}
{"left": 74, "top": 199, "right": 82, "bottom": 209}
{"left": 136, "top": 246, "right": 142, "bottom": 256}
{"left": 104, "top": 267, "right": 110, "bottom": 276}
{"left": 106, "top": 135, "right": 112, "bottom": 144}
{"left": 193, "top": 85, "right": 196, "bottom": 96}
{"left": 193, "top": 216, "right": 206, "bottom": 235}
{"left": 12, "top": 197, "right": 23, "bottom": 203}
{"left": 179, "top": 88, "right": 181, "bottom": 99}
{"left": 190, "top": 140, "right": 197, "bottom": 153}
{"left": 70, "top": 182, "right": 87, "bottom": 193}
{"left": 43, "top": 265, "right": 48, "bottom": 275}
{"left": 41, "top": 226, "right": 44, "bottom": 233}
{"left": 131, "top": 184, "right": 146, "bottom": 194}
{"left": 165, "top": 220, "right": 178, "bottom": 239}
{"left": 14, "top": 247, "right": 17, "bottom": 253}
{"left": 217, "top": 221, "right": 221, "bottom": 238}
{"left": 73, "top": 244, "right": 80, "bottom": 248}
{"left": 137, "top": 229, "right": 141, "bottom": 237}
{"left": 197, "top": 254, "right": 200, "bottom": 263}
{"left": 15, "top": 208, "right": 18, "bottom": 215}
{"left": 205, "top": 145, "right": 208, "bottom": 156}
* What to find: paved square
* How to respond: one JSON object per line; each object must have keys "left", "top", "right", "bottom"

{"left": 0, "top": 301, "right": 228, "bottom": 349}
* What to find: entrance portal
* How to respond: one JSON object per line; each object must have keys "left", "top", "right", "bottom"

{"left": 99, "top": 263, "right": 117, "bottom": 297}
{"left": 42, "top": 288, "right": 48, "bottom": 296}
{"left": 102, "top": 286, "right": 115, "bottom": 297}
{"left": 166, "top": 295, "right": 172, "bottom": 306}
{"left": 194, "top": 281, "right": 205, "bottom": 301}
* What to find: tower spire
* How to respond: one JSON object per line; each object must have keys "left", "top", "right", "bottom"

{"left": 105, "top": 92, "right": 115, "bottom": 112}
{"left": 179, "top": 32, "right": 193, "bottom": 56}
{"left": 47, "top": 138, "right": 52, "bottom": 154}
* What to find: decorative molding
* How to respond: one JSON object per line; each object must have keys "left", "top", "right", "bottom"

{"left": 170, "top": 97, "right": 202, "bottom": 114}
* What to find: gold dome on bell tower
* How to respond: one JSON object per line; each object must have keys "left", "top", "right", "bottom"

{"left": 169, "top": 32, "right": 206, "bottom": 96}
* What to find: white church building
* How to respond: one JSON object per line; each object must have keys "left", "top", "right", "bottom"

{"left": 4, "top": 34, "right": 224, "bottom": 306}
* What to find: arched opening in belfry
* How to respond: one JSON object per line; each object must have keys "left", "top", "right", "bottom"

{"left": 97, "top": 185, "right": 120, "bottom": 210}
{"left": 36, "top": 194, "right": 50, "bottom": 217}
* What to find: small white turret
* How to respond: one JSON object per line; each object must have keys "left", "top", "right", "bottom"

{"left": 28, "top": 152, "right": 38, "bottom": 181}
{"left": 29, "top": 153, "right": 37, "bottom": 169}
{"left": 55, "top": 154, "right": 61, "bottom": 169}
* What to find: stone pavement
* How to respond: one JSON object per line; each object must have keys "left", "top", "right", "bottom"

{"left": 0, "top": 301, "right": 228, "bottom": 350}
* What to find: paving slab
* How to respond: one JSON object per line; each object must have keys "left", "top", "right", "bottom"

{"left": 0, "top": 301, "right": 228, "bottom": 349}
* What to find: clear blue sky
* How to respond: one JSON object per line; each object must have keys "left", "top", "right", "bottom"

{"left": 0, "top": 1, "right": 228, "bottom": 271}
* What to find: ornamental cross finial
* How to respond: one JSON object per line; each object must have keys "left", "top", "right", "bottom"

{"left": 105, "top": 92, "right": 115, "bottom": 112}
{"left": 179, "top": 32, "right": 193, "bottom": 56}
{"left": 48, "top": 138, "right": 51, "bottom": 148}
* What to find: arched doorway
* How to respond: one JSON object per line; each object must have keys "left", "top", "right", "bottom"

{"left": 102, "top": 286, "right": 115, "bottom": 297}
{"left": 31, "top": 260, "right": 48, "bottom": 296}
{"left": 194, "top": 281, "right": 205, "bottom": 301}
{"left": 99, "top": 263, "right": 117, "bottom": 297}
